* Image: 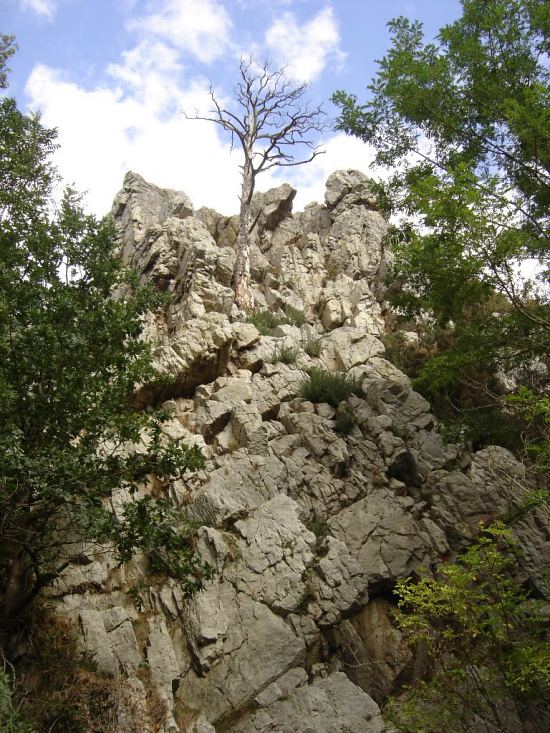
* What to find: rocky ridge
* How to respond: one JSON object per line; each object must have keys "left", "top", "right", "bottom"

{"left": 53, "top": 170, "right": 548, "bottom": 732}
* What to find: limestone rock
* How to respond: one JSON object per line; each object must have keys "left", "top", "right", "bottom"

{"left": 112, "top": 171, "right": 193, "bottom": 264}
{"left": 136, "top": 313, "right": 234, "bottom": 404}
{"left": 321, "top": 327, "right": 385, "bottom": 371}
{"left": 61, "top": 170, "right": 550, "bottom": 732}
{"left": 325, "top": 169, "right": 380, "bottom": 212}
{"left": 228, "top": 494, "right": 316, "bottom": 612}
{"left": 175, "top": 586, "right": 305, "bottom": 724}
{"left": 332, "top": 598, "right": 413, "bottom": 703}
{"left": 252, "top": 182, "right": 296, "bottom": 231}
{"left": 231, "top": 672, "right": 386, "bottom": 733}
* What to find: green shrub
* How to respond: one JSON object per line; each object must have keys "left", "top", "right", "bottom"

{"left": 300, "top": 368, "right": 363, "bottom": 407}
{"left": 306, "top": 513, "right": 330, "bottom": 542}
{"left": 303, "top": 336, "right": 322, "bottom": 358}
{"left": 247, "top": 309, "right": 285, "bottom": 335}
{"left": 385, "top": 523, "right": 550, "bottom": 733}
{"left": 0, "top": 670, "right": 35, "bottom": 733}
{"left": 270, "top": 345, "right": 299, "bottom": 365}
{"left": 334, "top": 405, "right": 356, "bottom": 435}
{"left": 284, "top": 304, "right": 306, "bottom": 327}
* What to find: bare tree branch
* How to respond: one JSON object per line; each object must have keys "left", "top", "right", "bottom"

{"left": 186, "top": 56, "right": 327, "bottom": 310}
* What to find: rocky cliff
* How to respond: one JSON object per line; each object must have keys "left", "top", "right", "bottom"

{"left": 52, "top": 170, "right": 548, "bottom": 732}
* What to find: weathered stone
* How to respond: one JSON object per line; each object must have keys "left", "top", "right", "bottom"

{"left": 252, "top": 183, "right": 296, "bottom": 231}
{"left": 227, "top": 495, "right": 316, "bottom": 612}
{"left": 325, "top": 169, "right": 379, "bottom": 211}
{"left": 136, "top": 313, "right": 234, "bottom": 404}
{"left": 103, "top": 607, "right": 141, "bottom": 675}
{"left": 231, "top": 672, "right": 386, "bottom": 733}
{"left": 176, "top": 586, "right": 305, "bottom": 724}
{"left": 62, "top": 170, "right": 550, "bottom": 732}
{"left": 79, "top": 610, "right": 118, "bottom": 676}
{"left": 112, "top": 171, "right": 193, "bottom": 263}
{"left": 188, "top": 452, "right": 287, "bottom": 526}
{"left": 232, "top": 322, "right": 261, "bottom": 350}
{"left": 332, "top": 598, "right": 413, "bottom": 703}
{"left": 321, "top": 327, "right": 385, "bottom": 372}
{"left": 194, "top": 400, "right": 232, "bottom": 442}
{"left": 231, "top": 403, "right": 268, "bottom": 455}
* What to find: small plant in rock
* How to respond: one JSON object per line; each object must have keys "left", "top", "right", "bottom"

{"left": 270, "top": 345, "right": 299, "bottom": 365}
{"left": 306, "top": 513, "right": 330, "bottom": 543}
{"left": 284, "top": 304, "right": 307, "bottom": 327}
{"left": 334, "top": 404, "right": 356, "bottom": 435}
{"left": 247, "top": 309, "right": 285, "bottom": 336}
{"left": 303, "top": 336, "right": 322, "bottom": 358}
{"left": 300, "top": 368, "right": 363, "bottom": 407}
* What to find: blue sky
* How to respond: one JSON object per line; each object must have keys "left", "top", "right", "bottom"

{"left": 3, "top": 0, "right": 462, "bottom": 216}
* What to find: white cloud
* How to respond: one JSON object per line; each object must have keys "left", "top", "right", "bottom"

{"left": 25, "top": 59, "right": 241, "bottom": 217}
{"left": 129, "top": 0, "right": 232, "bottom": 63}
{"left": 21, "top": 0, "right": 57, "bottom": 20}
{"left": 20, "top": 2, "right": 374, "bottom": 224}
{"left": 265, "top": 7, "right": 345, "bottom": 82}
{"left": 107, "top": 40, "right": 184, "bottom": 115}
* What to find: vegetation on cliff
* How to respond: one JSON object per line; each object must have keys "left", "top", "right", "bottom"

{"left": 334, "top": 0, "right": 549, "bottom": 462}
{"left": 0, "top": 45, "right": 209, "bottom": 632}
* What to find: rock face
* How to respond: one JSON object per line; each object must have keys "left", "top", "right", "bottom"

{"left": 53, "top": 170, "right": 548, "bottom": 732}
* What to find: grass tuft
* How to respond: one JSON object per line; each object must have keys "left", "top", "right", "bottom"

{"left": 303, "top": 336, "right": 322, "bottom": 358}
{"left": 270, "top": 345, "right": 299, "bottom": 365}
{"left": 334, "top": 405, "right": 356, "bottom": 435}
{"left": 284, "top": 304, "right": 306, "bottom": 327}
{"left": 300, "top": 368, "right": 363, "bottom": 407}
{"left": 247, "top": 309, "right": 285, "bottom": 336}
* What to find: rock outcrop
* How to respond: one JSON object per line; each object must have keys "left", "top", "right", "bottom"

{"left": 52, "top": 169, "right": 548, "bottom": 732}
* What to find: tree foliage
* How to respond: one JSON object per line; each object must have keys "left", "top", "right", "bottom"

{"left": 0, "top": 35, "right": 16, "bottom": 90}
{"left": 190, "top": 57, "right": 326, "bottom": 310}
{"left": 333, "top": 0, "right": 549, "bottom": 451}
{"left": 0, "top": 73, "right": 210, "bottom": 627}
{"left": 386, "top": 524, "right": 550, "bottom": 732}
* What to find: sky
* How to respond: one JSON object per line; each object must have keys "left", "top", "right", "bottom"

{"left": 3, "top": 0, "right": 462, "bottom": 218}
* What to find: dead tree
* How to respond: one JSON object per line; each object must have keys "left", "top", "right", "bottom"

{"left": 188, "top": 57, "right": 326, "bottom": 310}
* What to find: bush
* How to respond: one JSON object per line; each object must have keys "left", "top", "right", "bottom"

{"left": 0, "top": 669, "right": 35, "bottom": 733}
{"left": 284, "top": 304, "right": 306, "bottom": 327}
{"left": 247, "top": 309, "right": 285, "bottom": 335}
{"left": 334, "top": 405, "right": 356, "bottom": 435}
{"left": 270, "top": 345, "right": 299, "bottom": 365}
{"left": 385, "top": 523, "right": 550, "bottom": 733}
{"left": 303, "top": 336, "right": 322, "bottom": 358}
{"left": 300, "top": 368, "right": 363, "bottom": 407}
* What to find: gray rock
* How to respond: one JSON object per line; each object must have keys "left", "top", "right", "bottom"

{"left": 176, "top": 586, "right": 305, "bottom": 724}
{"left": 321, "top": 327, "right": 385, "bottom": 371}
{"left": 231, "top": 672, "right": 386, "bottom": 732}
{"left": 112, "top": 171, "right": 193, "bottom": 265}
{"left": 325, "top": 169, "right": 379, "bottom": 211}
{"left": 252, "top": 183, "right": 296, "bottom": 231}
{"left": 79, "top": 610, "right": 118, "bottom": 676}
{"left": 228, "top": 494, "right": 316, "bottom": 612}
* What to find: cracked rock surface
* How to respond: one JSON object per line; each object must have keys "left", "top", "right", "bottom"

{"left": 51, "top": 169, "right": 549, "bottom": 732}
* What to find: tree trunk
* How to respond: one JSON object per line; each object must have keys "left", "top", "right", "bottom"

{"left": 233, "top": 161, "right": 254, "bottom": 311}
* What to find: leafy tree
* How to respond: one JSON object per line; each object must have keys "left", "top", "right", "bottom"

{"left": 0, "top": 34, "right": 16, "bottom": 90}
{"left": 0, "top": 72, "right": 210, "bottom": 630}
{"left": 386, "top": 523, "right": 550, "bottom": 733}
{"left": 189, "top": 56, "right": 326, "bottom": 310}
{"left": 333, "top": 0, "right": 549, "bottom": 450}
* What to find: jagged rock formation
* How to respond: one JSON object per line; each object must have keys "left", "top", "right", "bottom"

{"left": 51, "top": 170, "right": 548, "bottom": 732}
